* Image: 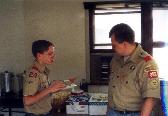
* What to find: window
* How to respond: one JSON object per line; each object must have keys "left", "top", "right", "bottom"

{"left": 153, "top": 9, "right": 168, "bottom": 80}
{"left": 85, "top": 3, "right": 142, "bottom": 84}
{"left": 84, "top": 2, "right": 168, "bottom": 84}
{"left": 94, "top": 8, "right": 141, "bottom": 50}
{"left": 153, "top": 9, "right": 168, "bottom": 42}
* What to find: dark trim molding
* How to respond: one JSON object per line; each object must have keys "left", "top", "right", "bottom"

{"left": 84, "top": 1, "right": 168, "bottom": 10}
{"left": 141, "top": 3, "right": 153, "bottom": 55}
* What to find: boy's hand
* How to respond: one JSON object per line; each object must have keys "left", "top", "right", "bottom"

{"left": 49, "top": 81, "right": 65, "bottom": 93}
{"left": 68, "top": 77, "right": 76, "bottom": 83}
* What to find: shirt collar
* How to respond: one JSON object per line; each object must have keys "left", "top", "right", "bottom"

{"left": 128, "top": 43, "right": 143, "bottom": 63}
{"left": 33, "top": 60, "right": 50, "bottom": 74}
{"left": 115, "top": 43, "right": 143, "bottom": 63}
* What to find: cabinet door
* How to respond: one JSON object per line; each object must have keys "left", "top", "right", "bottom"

{"left": 90, "top": 53, "right": 112, "bottom": 85}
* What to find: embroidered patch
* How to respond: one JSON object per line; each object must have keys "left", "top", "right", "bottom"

{"left": 144, "top": 65, "right": 157, "bottom": 72}
{"left": 144, "top": 56, "right": 151, "bottom": 62}
{"left": 29, "top": 72, "right": 37, "bottom": 78}
{"left": 149, "top": 79, "right": 159, "bottom": 89}
{"left": 148, "top": 70, "right": 158, "bottom": 78}
{"left": 144, "top": 66, "right": 152, "bottom": 72}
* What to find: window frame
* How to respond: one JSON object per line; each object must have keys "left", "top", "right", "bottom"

{"left": 84, "top": 1, "right": 168, "bottom": 85}
{"left": 93, "top": 8, "right": 141, "bottom": 51}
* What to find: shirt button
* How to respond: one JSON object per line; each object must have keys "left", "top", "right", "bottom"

{"left": 121, "top": 66, "right": 123, "bottom": 68}
{"left": 126, "top": 81, "right": 128, "bottom": 84}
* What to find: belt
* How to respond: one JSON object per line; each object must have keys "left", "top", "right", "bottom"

{"left": 25, "top": 112, "right": 51, "bottom": 116}
{"left": 114, "top": 110, "right": 140, "bottom": 114}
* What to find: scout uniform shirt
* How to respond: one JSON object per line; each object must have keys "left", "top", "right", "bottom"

{"left": 108, "top": 44, "right": 160, "bottom": 111}
{"left": 23, "top": 61, "right": 52, "bottom": 115}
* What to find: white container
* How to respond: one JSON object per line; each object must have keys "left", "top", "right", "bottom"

{"left": 66, "top": 94, "right": 89, "bottom": 114}
{"left": 89, "top": 102, "right": 107, "bottom": 115}
{"left": 89, "top": 93, "right": 108, "bottom": 115}
{"left": 66, "top": 102, "right": 88, "bottom": 114}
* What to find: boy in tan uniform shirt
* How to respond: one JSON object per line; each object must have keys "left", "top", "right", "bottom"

{"left": 107, "top": 23, "right": 160, "bottom": 116}
{"left": 23, "top": 40, "right": 65, "bottom": 116}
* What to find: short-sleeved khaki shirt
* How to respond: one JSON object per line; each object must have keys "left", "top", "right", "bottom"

{"left": 108, "top": 44, "right": 160, "bottom": 111}
{"left": 23, "top": 61, "right": 52, "bottom": 115}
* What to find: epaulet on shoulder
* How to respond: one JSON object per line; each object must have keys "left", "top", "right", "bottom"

{"left": 139, "top": 52, "right": 152, "bottom": 62}
{"left": 144, "top": 55, "right": 152, "bottom": 62}
{"left": 32, "top": 66, "right": 40, "bottom": 72}
{"left": 29, "top": 66, "right": 38, "bottom": 73}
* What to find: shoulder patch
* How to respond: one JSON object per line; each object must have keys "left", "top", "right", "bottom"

{"left": 28, "top": 68, "right": 39, "bottom": 78}
{"left": 144, "top": 65, "right": 152, "bottom": 72}
{"left": 144, "top": 56, "right": 152, "bottom": 62}
{"left": 148, "top": 70, "right": 158, "bottom": 79}
{"left": 29, "top": 71, "right": 37, "bottom": 78}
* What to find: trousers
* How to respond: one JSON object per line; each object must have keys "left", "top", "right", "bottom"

{"left": 107, "top": 108, "right": 140, "bottom": 116}
{"left": 107, "top": 108, "right": 155, "bottom": 116}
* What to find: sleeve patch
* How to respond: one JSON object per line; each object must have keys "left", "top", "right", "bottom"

{"left": 148, "top": 70, "right": 158, "bottom": 79}
{"left": 149, "top": 79, "right": 159, "bottom": 89}
{"left": 29, "top": 71, "right": 37, "bottom": 78}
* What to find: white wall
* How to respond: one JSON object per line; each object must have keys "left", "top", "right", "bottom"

{"left": 0, "top": 0, "right": 25, "bottom": 74}
{"left": 23, "top": 0, "right": 87, "bottom": 82}
{"left": 0, "top": 0, "right": 87, "bottom": 83}
{"left": 0, "top": 0, "right": 108, "bottom": 95}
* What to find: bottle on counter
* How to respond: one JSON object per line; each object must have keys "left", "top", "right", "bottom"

{"left": 79, "top": 79, "right": 88, "bottom": 92}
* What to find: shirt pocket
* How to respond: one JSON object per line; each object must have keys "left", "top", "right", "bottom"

{"left": 39, "top": 74, "right": 49, "bottom": 90}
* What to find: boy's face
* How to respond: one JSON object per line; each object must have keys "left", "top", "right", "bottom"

{"left": 38, "top": 46, "right": 55, "bottom": 65}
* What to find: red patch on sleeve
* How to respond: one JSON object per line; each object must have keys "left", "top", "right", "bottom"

{"left": 148, "top": 71, "right": 158, "bottom": 78}
{"left": 144, "top": 56, "right": 151, "bottom": 62}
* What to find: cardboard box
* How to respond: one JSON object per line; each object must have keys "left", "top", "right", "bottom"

{"left": 89, "top": 93, "right": 108, "bottom": 115}
{"left": 66, "top": 94, "right": 89, "bottom": 114}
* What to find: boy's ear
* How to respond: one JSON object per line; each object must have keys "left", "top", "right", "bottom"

{"left": 36, "top": 53, "right": 42, "bottom": 59}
